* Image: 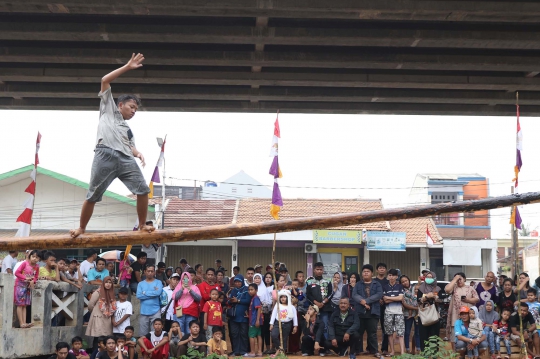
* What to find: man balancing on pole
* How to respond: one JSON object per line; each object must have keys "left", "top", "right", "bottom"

{"left": 70, "top": 53, "right": 155, "bottom": 238}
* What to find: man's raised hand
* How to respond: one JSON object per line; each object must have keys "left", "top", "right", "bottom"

{"left": 127, "top": 53, "right": 145, "bottom": 70}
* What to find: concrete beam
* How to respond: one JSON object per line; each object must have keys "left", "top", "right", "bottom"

{"left": 1, "top": 67, "right": 540, "bottom": 91}
{"left": 0, "top": 83, "right": 537, "bottom": 105}
{"left": 3, "top": 22, "right": 540, "bottom": 50}
{"left": 0, "top": 97, "right": 537, "bottom": 116}
{"left": 2, "top": 0, "right": 540, "bottom": 22}
{"left": 1, "top": 46, "right": 540, "bottom": 72}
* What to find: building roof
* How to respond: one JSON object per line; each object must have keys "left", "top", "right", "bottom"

{"left": 235, "top": 198, "right": 389, "bottom": 231}
{"left": 0, "top": 165, "right": 154, "bottom": 212}
{"left": 416, "top": 173, "right": 485, "bottom": 180}
{"left": 164, "top": 199, "right": 237, "bottom": 228}
{"left": 389, "top": 218, "right": 442, "bottom": 244}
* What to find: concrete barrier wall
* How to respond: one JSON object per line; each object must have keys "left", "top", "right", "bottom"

{"left": 0, "top": 273, "right": 141, "bottom": 359}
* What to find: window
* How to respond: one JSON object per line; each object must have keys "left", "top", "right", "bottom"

{"left": 247, "top": 188, "right": 253, "bottom": 194}
{"left": 232, "top": 187, "right": 237, "bottom": 193}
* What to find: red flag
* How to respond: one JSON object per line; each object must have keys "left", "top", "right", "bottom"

{"left": 16, "top": 208, "right": 33, "bottom": 224}
{"left": 24, "top": 181, "right": 36, "bottom": 195}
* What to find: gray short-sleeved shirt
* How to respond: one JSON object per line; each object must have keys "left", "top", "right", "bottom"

{"left": 96, "top": 87, "right": 135, "bottom": 157}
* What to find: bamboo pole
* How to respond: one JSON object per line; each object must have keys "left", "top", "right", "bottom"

{"left": 2, "top": 191, "right": 540, "bottom": 251}
{"left": 271, "top": 232, "right": 285, "bottom": 354}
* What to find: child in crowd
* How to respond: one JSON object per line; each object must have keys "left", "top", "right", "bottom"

{"left": 207, "top": 326, "right": 228, "bottom": 357}
{"left": 113, "top": 287, "right": 132, "bottom": 335}
{"left": 247, "top": 283, "right": 263, "bottom": 357}
{"left": 269, "top": 290, "right": 298, "bottom": 355}
{"left": 178, "top": 320, "right": 207, "bottom": 356}
{"left": 118, "top": 252, "right": 133, "bottom": 288}
{"left": 169, "top": 321, "right": 182, "bottom": 359}
{"left": 203, "top": 289, "right": 223, "bottom": 341}
{"left": 467, "top": 307, "right": 484, "bottom": 359}
{"left": 290, "top": 279, "right": 305, "bottom": 306}
{"left": 382, "top": 269, "right": 405, "bottom": 357}
{"left": 39, "top": 251, "right": 59, "bottom": 281}
{"left": 60, "top": 259, "right": 82, "bottom": 289}
{"left": 70, "top": 336, "right": 90, "bottom": 359}
{"left": 525, "top": 288, "right": 540, "bottom": 335}
{"left": 14, "top": 249, "right": 41, "bottom": 328}
{"left": 115, "top": 335, "right": 129, "bottom": 358}
{"left": 496, "top": 309, "right": 512, "bottom": 359}
{"left": 106, "top": 262, "right": 117, "bottom": 284}
{"left": 123, "top": 326, "right": 137, "bottom": 359}
{"left": 91, "top": 336, "right": 107, "bottom": 359}
{"left": 137, "top": 318, "right": 170, "bottom": 359}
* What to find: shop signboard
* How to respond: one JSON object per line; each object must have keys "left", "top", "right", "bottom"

{"left": 312, "top": 230, "right": 362, "bottom": 244}
{"left": 366, "top": 231, "right": 406, "bottom": 251}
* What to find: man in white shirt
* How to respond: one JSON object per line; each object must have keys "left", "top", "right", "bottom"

{"left": 1, "top": 251, "right": 18, "bottom": 274}
{"left": 162, "top": 273, "right": 180, "bottom": 332}
{"left": 79, "top": 249, "right": 98, "bottom": 282}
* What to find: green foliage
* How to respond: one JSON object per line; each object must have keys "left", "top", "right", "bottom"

{"left": 393, "top": 336, "right": 459, "bottom": 359}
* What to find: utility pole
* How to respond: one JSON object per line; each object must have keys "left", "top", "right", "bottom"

{"left": 510, "top": 186, "right": 517, "bottom": 279}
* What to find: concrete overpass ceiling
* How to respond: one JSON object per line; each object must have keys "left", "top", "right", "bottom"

{"left": 0, "top": 1, "right": 539, "bottom": 115}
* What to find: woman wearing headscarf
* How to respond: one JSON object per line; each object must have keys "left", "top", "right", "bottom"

{"left": 86, "top": 276, "right": 116, "bottom": 350}
{"left": 417, "top": 271, "right": 441, "bottom": 351}
{"left": 254, "top": 273, "right": 272, "bottom": 353}
{"left": 401, "top": 275, "right": 420, "bottom": 354}
{"left": 172, "top": 272, "right": 201, "bottom": 335}
{"left": 228, "top": 274, "right": 251, "bottom": 356}
{"left": 478, "top": 300, "right": 499, "bottom": 359}
{"left": 329, "top": 272, "right": 344, "bottom": 310}
{"left": 445, "top": 272, "right": 479, "bottom": 349}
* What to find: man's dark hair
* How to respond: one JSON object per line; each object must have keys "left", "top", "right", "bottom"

{"left": 216, "top": 259, "right": 222, "bottom": 263}
{"left": 145, "top": 264, "right": 156, "bottom": 271}
{"left": 189, "top": 320, "right": 200, "bottom": 328}
{"left": 295, "top": 270, "right": 304, "bottom": 278}
{"left": 314, "top": 262, "right": 324, "bottom": 268}
{"left": 115, "top": 334, "right": 126, "bottom": 342}
{"left": 187, "top": 268, "right": 196, "bottom": 275}
{"left": 43, "top": 251, "right": 56, "bottom": 260}
{"left": 9, "top": 250, "right": 17, "bottom": 254}
{"left": 58, "top": 258, "right": 68, "bottom": 264}
{"left": 153, "top": 318, "right": 164, "bottom": 325}
{"left": 342, "top": 271, "right": 347, "bottom": 276}
{"left": 246, "top": 267, "right": 255, "bottom": 272}
{"left": 96, "top": 257, "right": 106, "bottom": 265}
{"left": 233, "top": 266, "right": 240, "bottom": 271}
{"left": 206, "top": 267, "right": 215, "bottom": 274}
{"left": 216, "top": 269, "right": 225, "bottom": 276}
{"left": 56, "top": 342, "right": 70, "bottom": 351}
{"left": 104, "top": 335, "right": 116, "bottom": 345}
{"left": 388, "top": 269, "right": 399, "bottom": 276}
{"left": 503, "top": 278, "right": 513, "bottom": 286}
{"left": 180, "top": 258, "right": 188, "bottom": 264}
{"left": 249, "top": 283, "right": 258, "bottom": 291}
{"left": 527, "top": 288, "right": 537, "bottom": 295}
{"left": 195, "top": 264, "right": 202, "bottom": 271}
{"left": 97, "top": 336, "right": 107, "bottom": 345}
{"left": 362, "top": 264, "right": 374, "bottom": 273}
{"left": 137, "top": 252, "right": 147, "bottom": 260}
{"left": 71, "top": 336, "right": 83, "bottom": 344}
{"left": 212, "top": 326, "right": 224, "bottom": 335}
{"left": 125, "top": 326, "right": 134, "bottom": 332}
{"left": 376, "top": 263, "right": 387, "bottom": 270}
{"left": 86, "top": 249, "right": 98, "bottom": 258}
{"left": 520, "top": 302, "right": 529, "bottom": 308}
{"left": 117, "top": 94, "right": 141, "bottom": 106}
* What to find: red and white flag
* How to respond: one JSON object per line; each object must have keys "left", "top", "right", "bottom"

{"left": 426, "top": 225, "right": 434, "bottom": 246}
{"left": 15, "top": 132, "right": 41, "bottom": 237}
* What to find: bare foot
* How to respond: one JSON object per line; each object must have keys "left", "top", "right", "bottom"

{"left": 139, "top": 224, "right": 155, "bottom": 233}
{"left": 70, "top": 227, "right": 85, "bottom": 238}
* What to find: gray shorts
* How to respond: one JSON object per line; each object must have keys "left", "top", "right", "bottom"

{"left": 86, "top": 145, "right": 150, "bottom": 202}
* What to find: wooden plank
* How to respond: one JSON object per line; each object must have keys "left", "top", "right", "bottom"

{"left": 0, "top": 192, "right": 538, "bottom": 251}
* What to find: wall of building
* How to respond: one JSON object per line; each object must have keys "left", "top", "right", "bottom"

{"left": 367, "top": 248, "right": 421, "bottom": 279}
{"left": 166, "top": 244, "right": 232, "bottom": 273}
{"left": 239, "top": 246, "right": 306, "bottom": 278}
{"left": 202, "top": 171, "right": 271, "bottom": 200}
{"left": 437, "top": 226, "right": 490, "bottom": 239}
{"left": 0, "top": 173, "right": 141, "bottom": 231}
{"left": 463, "top": 179, "right": 489, "bottom": 227}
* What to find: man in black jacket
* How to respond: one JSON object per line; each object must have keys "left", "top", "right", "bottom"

{"left": 324, "top": 298, "right": 359, "bottom": 359}
{"left": 306, "top": 262, "right": 333, "bottom": 339}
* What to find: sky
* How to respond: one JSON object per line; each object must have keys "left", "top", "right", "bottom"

{"left": 2, "top": 109, "right": 539, "bottom": 238}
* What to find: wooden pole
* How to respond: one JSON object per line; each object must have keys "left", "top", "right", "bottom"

{"left": 271, "top": 232, "right": 284, "bottom": 354}
{"left": 2, "top": 191, "right": 540, "bottom": 251}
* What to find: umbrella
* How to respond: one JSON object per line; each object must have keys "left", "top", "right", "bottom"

{"left": 99, "top": 250, "right": 136, "bottom": 263}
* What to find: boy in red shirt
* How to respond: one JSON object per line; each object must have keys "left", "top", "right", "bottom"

{"left": 203, "top": 289, "right": 223, "bottom": 341}
{"left": 198, "top": 268, "right": 221, "bottom": 325}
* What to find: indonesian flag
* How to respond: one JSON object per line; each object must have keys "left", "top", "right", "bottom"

{"left": 426, "top": 225, "right": 434, "bottom": 246}
{"left": 513, "top": 105, "right": 522, "bottom": 188}
{"left": 269, "top": 113, "right": 283, "bottom": 220}
{"left": 15, "top": 132, "right": 41, "bottom": 237}
{"left": 149, "top": 137, "right": 166, "bottom": 199}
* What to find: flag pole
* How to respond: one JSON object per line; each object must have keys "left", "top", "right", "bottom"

{"left": 271, "top": 231, "right": 284, "bottom": 355}
{"left": 28, "top": 133, "right": 41, "bottom": 236}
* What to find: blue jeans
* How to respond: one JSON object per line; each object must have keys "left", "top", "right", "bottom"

{"left": 486, "top": 331, "right": 497, "bottom": 354}
{"left": 120, "top": 279, "right": 129, "bottom": 288}
{"left": 404, "top": 317, "right": 420, "bottom": 351}
{"left": 319, "top": 311, "right": 330, "bottom": 339}
{"left": 456, "top": 339, "right": 488, "bottom": 357}
{"left": 178, "top": 314, "right": 197, "bottom": 335}
{"left": 500, "top": 336, "right": 511, "bottom": 355}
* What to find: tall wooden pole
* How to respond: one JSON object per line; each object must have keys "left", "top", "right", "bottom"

{"left": 2, "top": 191, "right": 540, "bottom": 251}
{"left": 271, "top": 232, "right": 284, "bottom": 354}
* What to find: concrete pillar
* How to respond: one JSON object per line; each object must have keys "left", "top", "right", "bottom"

{"left": 420, "top": 247, "right": 429, "bottom": 273}
{"left": 490, "top": 247, "right": 498, "bottom": 274}
{"left": 232, "top": 239, "right": 238, "bottom": 269}
{"left": 363, "top": 246, "right": 370, "bottom": 266}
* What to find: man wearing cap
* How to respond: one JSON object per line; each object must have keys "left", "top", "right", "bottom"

{"left": 155, "top": 262, "right": 169, "bottom": 287}
{"left": 113, "top": 287, "right": 133, "bottom": 336}
{"left": 266, "top": 264, "right": 273, "bottom": 273}
{"left": 162, "top": 273, "right": 180, "bottom": 332}
{"left": 254, "top": 264, "right": 263, "bottom": 274}
{"left": 454, "top": 306, "right": 488, "bottom": 358}
{"left": 279, "top": 266, "right": 292, "bottom": 286}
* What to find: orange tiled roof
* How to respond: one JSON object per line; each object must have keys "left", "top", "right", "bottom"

{"left": 236, "top": 198, "right": 389, "bottom": 231}
{"left": 389, "top": 218, "right": 442, "bottom": 244}
{"left": 164, "top": 199, "right": 237, "bottom": 228}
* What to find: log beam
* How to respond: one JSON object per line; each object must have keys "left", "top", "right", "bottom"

{"left": 0, "top": 192, "right": 538, "bottom": 251}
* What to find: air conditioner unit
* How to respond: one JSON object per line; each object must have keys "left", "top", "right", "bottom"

{"left": 305, "top": 243, "right": 317, "bottom": 253}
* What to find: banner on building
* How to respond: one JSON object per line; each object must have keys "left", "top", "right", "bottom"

{"left": 313, "top": 230, "right": 362, "bottom": 244}
{"left": 366, "top": 231, "right": 407, "bottom": 251}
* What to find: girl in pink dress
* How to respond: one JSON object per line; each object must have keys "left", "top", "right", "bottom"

{"left": 14, "top": 250, "right": 41, "bottom": 328}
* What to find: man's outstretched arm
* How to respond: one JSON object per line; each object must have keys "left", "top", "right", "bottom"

{"left": 101, "top": 53, "right": 144, "bottom": 93}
